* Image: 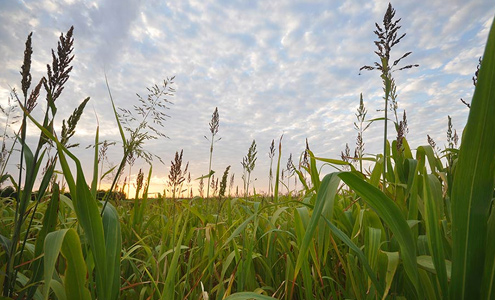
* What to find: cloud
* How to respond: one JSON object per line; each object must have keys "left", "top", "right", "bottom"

{"left": 0, "top": 0, "right": 493, "bottom": 195}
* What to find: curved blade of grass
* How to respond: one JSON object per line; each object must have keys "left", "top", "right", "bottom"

{"left": 323, "top": 216, "right": 384, "bottom": 296}
{"left": 73, "top": 157, "right": 108, "bottom": 299}
{"left": 223, "top": 292, "right": 277, "bottom": 300}
{"left": 482, "top": 207, "right": 495, "bottom": 298}
{"left": 49, "top": 280, "right": 67, "bottom": 300}
{"left": 224, "top": 214, "right": 255, "bottom": 246}
{"left": 90, "top": 126, "right": 99, "bottom": 199}
{"left": 44, "top": 229, "right": 91, "bottom": 300}
{"left": 417, "top": 255, "right": 452, "bottom": 279}
{"left": 25, "top": 184, "right": 60, "bottom": 299}
{"left": 43, "top": 230, "right": 65, "bottom": 300}
{"left": 422, "top": 172, "right": 448, "bottom": 297}
{"left": 292, "top": 173, "right": 340, "bottom": 285}
{"left": 294, "top": 206, "right": 313, "bottom": 300}
{"left": 293, "top": 167, "right": 310, "bottom": 192}
{"left": 366, "top": 227, "right": 381, "bottom": 290}
{"left": 306, "top": 149, "right": 322, "bottom": 191}
{"left": 60, "top": 229, "right": 91, "bottom": 300}
{"left": 418, "top": 269, "right": 438, "bottom": 300}
{"left": 313, "top": 156, "right": 354, "bottom": 167}
{"left": 380, "top": 251, "right": 399, "bottom": 300}
{"left": 162, "top": 213, "right": 189, "bottom": 300}
{"left": 24, "top": 110, "right": 110, "bottom": 299}
{"left": 274, "top": 135, "right": 283, "bottom": 202}
{"left": 370, "top": 155, "right": 383, "bottom": 187}
{"left": 104, "top": 74, "right": 126, "bottom": 148}
{"left": 450, "top": 16, "right": 495, "bottom": 300}
{"left": 339, "top": 171, "right": 420, "bottom": 296}
{"left": 102, "top": 202, "right": 121, "bottom": 300}
{"left": 416, "top": 145, "right": 437, "bottom": 174}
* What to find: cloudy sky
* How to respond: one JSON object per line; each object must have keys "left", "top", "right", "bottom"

{"left": 0, "top": 0, "right": 494, "bottom": 196}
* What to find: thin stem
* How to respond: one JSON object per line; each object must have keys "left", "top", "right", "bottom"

{"left": 383, "top": 94, "right": 388, "bottom": 192}
{"left": 101, "top": 154, "right": 127, "bottom": 215}
{"left": 207, "top": 137, "right": 213, "bottom": 199}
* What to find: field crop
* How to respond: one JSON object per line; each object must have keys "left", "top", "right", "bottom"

{"left": 1, "top": 4, "right": 495, "bottom": 300}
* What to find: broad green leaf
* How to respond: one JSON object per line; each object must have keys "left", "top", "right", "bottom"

{"left": 418, "top": 269, "right": 438, "bottom": 300}
{"left": 102, "top": 202, "right": 122, "bottom": 300}
{"left": 450, "top": 16, "right": 495, "bottom": 300}
{"left": 369, "top": 154, "right": 383, "bottom": 187}
{"left": 339, "top": 171, "right": 420, "bottom": 296}
{"left": 307, "top": 149, "right": 321, "bottom": 191}
{"left": 380, "top": 251, "right": 399, "bottom": 300}
{"left": 293, "top": 173, "right": 340, "bottom": 282}
{"left": 49, "top": 280, "right": 67, "bottom": 300}
{"left": 223, "top": 292, "right": 277, "bottom": 300}
{"left": 417, "top": 255, "right": 452, "bottom": 279}
{"left": 60, "top": 229, "right": 92, "bottom": 300}
{"left": 44, "top": 229, "right": 91, "bottom": 300}
{"left": 25, "top": 111, "right": 110, "bottom": 300}
{"left": 43, "top": 230, "right": 66, "bottom": 300}
{"left": 74, "top": 162, "right": 108, "bottom": 299}
{"left": 365, "top": 227, "right": 381, "bottom": 290}
{"left": 422, "top": 172, "right": 448, "bottom": 297}
{"left": 482, "top": 204, "right": 495, "bottom": 298}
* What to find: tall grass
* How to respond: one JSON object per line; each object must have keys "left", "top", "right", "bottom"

{"left": 0, "top": 4, "right": 494, "bottom": 300}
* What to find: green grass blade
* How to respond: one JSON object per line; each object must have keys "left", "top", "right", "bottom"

{"left": 43, "top": 229, "right": 66, "bottom": 300}
{"left": 162, "top": 212, "right": 189, "bottom": 300}
{"left": 307, "top": 149, "right": 321, "bottom": 191}
{"left": 339, "top": 171, "right": 420, "bottom": 296}
{"left": 482, "top": 207, "right": 495, "bottom": 298}
{"left": 102, "top": 202, "right": 122, "bottom": 300}
{"left": 104, "top": 74, "right": 127, "bottom": 148}
{"left": 23, "top": 111, "right": 110, "bottom": 299}
{"left": 365, "top": 227, "right": 381, "bottom": 290}
{"left": 422, "top": 172, "right": 448, "bottom": 297}
{"left": 380, "top": 251, "right": 399, "bottom": 300}
{"left": 369, "top": 155, "right": 383, "bottom": 187}
{"left": 293, "top": 173, "right": 340, "bottom": 284}
{"left": 224, "top": 214, "right": 256, "bottom": 246}
{"left": 450, "top": 16, "right": 495, "bottom": 300}
{"left": 223, "top": 292, "right": 277, "bottom": 300}
{"left": 60, "top": 229, "right": 92, "bottom": 300}
{"left": 44, "top": 229, "right": 91, "bottom": 300}
{"left": 418, "top": 269, "right": 439, "bottom": 300}
{"left": 274, "top": 135, "right": 282, "bottom": 202}
{"left": 26, "top": 183, "right": 60, "bottom": 299}
{"left": 91, "top": 126, "right": 99, "bottom": 199}
{"left": 74, "top": 162, "right": 108, "bottom": 299}
{"left": 49, "top": 280, "right": 67, "bottom": 300}
{"left": 417, "top": 255, "right": 452, "bottom": 279}
{"left": 323, "top": 217, "right": 384, "bottom": 296}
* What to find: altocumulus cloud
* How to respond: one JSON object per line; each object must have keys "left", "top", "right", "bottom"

{"left": 0, "top": 0, "right": 494, "bottom": 195}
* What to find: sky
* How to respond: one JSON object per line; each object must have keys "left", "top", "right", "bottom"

{"left": 0, "top": 0, "right": 494, "bottom": 197}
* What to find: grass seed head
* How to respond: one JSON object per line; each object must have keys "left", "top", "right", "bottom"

{"left": 20, "top": 32, "right": 33, "bottom": 98}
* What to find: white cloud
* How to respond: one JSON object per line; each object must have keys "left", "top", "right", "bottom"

{"left": 0, "top": 0, "right": 493, "bottom": 195}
